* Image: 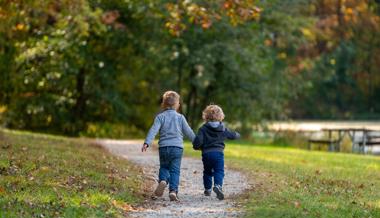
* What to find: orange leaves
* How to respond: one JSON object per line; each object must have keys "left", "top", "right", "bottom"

{"left": 16, "top": 23, "right": 25, "bottom": 31}
{"left": 294, "top": 201, "right": 301, "bottom": 208}
{"left": 314, "top": 0, "right": 380, "bottom": 42}
{"left": 102, "top": 10, "right": 119, "bottom": 25}
{"left": 165, "top": 3, "right": 187, "bottom": 37}
{"left": 0, "top": 7, "right": 6, "bottom": 19}
{"left": 165, "top": 1, "right": 214, "bottom": 36}
{"left": 0, "top": 105, "right": 6, "bottom": 114}
{"left": 300, "top": 28, "right": 316, "bottom": 41}
{"left": 201, "top": 20, "right": 212, "bottom": 29}
{"left": 111, "top": 200, "right": 140, "bottom": 212}
{"left": 264, "top": 39, "right": 272, "bottom": 46}
{"left": 165, "top": 0, "right": 261, "bottom": 36}
{"left": 101, "top": 10, "right": 126, "bottom": 30}
{"left": 223, "top": 0, "right": 261, "bottom": 25}
{"left": 12, "top": 22, "right": 27, "bottom": 32}
{"left": 0, "top": 187, "right": 5, "bottom": 195}
{"left": 165, "top": 21, "right": 186, "bottom": 37}
{"left": 223, "top": 2, "right": 231, "bottom": 9}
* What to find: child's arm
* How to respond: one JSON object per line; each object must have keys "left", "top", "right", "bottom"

{"left": 224, "top": 128, "right": 240, "bottom": 140}
{"left": 143, "top": 116, "right": 162, "bottom": 150}
{"left": 181, "top": 115, "right": 195, "bottom": 142}
{"left": 192, "top": 128, "right": 204, "bottom": 150}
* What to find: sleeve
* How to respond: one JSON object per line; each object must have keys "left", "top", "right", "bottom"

{"left": 144, "top": 116, "right": 162, "bottom": 146}
{"left": 224, "top": 128, "right": 240, "bottom": 140}
{"left": 181, "top": 115, "right": 196, "bottom": 142}
{"left": 192, "top": 128, "right": 204, "bottom": 150}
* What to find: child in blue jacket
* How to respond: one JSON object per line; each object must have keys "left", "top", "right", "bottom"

{"left": 192, "top": 104, "right": 240, "bottom": 200}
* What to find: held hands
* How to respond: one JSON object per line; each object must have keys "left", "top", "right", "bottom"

{"left": 141, "top": 143, "right": 149, "bottom": 152}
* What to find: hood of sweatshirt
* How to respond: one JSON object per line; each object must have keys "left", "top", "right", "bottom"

{"left": 205, "top": 121, "right": 225, "bottom": 132}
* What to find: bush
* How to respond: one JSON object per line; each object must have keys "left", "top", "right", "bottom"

{"left": 271, "top": 131, "right": 309, "bottom": 148}
{"left": 80, "top": 122, "right": 144, "bottom": 139}
{"left": 0, "top": 105, "right": 6, "bottom": 126}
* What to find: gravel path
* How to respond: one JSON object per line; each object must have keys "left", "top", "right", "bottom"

{"left": 98, "top": 139, "right": 249, "bottom": 218}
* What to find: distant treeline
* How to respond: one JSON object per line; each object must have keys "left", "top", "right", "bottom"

{"left": 0, "top": 0, "right": 379, "bottom": 137}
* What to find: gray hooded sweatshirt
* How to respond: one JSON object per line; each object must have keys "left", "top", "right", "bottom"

{"left": 144, "top": 109, "right": 195, "bottom": 148}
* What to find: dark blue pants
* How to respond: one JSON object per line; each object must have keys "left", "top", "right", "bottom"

{"left": 158, "top": 146, "right": 183, "bottom": 192}
{"left": 202, "top": 151, "right": 224, "bottom": 190}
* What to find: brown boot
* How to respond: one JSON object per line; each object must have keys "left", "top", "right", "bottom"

{"left": 153, "top": 180, "right": 167, "bottom": 197}
{"left": 169, "top": 191, "right": 179, "bottom": 201}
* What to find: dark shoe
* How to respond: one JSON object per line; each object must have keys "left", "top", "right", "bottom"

{"left": 154, "top": 180, "right": 167, "bottom": 197}
{"left": 204, "top": 189, "right": 211, "bottom": 196}
{"left": 169, "top": 191, "right": 179, "bottom": 201}
{"left": 213, "top": 185, "right": 224, "bottom": 200}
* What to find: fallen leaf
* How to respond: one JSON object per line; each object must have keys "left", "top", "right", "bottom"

{"left": 294, "top": 201, "right": 301, "bottom": 208}
{"left": 0, "top": 187, "right": 5, "bottom": 194}
{"left": 40, "top": 166, "right": 49, "bottom": 171}
{"left": 112, "top": 200, "right": 135, "bottom": 212}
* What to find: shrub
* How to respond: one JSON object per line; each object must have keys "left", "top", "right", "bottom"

{"left": 80, "top": 122, "right": 144, "bottom": 139}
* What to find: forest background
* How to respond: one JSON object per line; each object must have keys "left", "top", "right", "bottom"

{"left": 1, "top": 0, "right": 379, "bottom": 138}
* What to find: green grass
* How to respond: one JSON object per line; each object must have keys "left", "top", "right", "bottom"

{"left": 184, "top": 141, "right": 380, "bottom": 218}
{"left": 0, "top": 129, "right": 142, "bottom": 218}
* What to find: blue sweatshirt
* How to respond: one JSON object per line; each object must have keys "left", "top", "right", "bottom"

{"left": 193, "top": 121, "right": 240, "bottom": 153}
{"left": 144, "top": 109, "right": 195, "bottom": 148}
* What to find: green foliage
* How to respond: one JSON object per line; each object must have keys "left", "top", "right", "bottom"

{"left": 290, "top": 0, "right": 380, "bottom": 119}
{"left": 1, "top": 0, "right": 379, "bottom": 137}
{"left": 80, "top": 122, "right": 144, "bottom": 139}
{"left": 0, "top": 129, "right": 142, "bottom": 217}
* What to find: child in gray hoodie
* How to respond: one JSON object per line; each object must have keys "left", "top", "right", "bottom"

{"left": 142, "top": 91, "right": 195, "bottom": 201}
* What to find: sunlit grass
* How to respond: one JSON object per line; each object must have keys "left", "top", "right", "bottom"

{"left": 0, "top": 129, "right": 142, "bottom": 217}
{"left": 184, "top": 141, "right": 380, "bottom": 217}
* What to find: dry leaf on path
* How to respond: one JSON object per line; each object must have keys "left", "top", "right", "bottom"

{"left": 294, "top": 201, "right": 301, "bottom": 208}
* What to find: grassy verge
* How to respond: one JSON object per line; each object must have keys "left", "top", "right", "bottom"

{"left": 0, "top": 129, "right": 142, "bottom": 217}
{"left": 184, "top": 141, "right": 380, "bottom": 218}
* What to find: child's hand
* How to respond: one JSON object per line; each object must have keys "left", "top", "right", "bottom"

{"left": 141, "top": 143, "right": 149, "bottom": 152}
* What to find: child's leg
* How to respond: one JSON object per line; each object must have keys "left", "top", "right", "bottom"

{"left": 158, "top": 147, "right": 170, "bottom": 183}
{"left": 202, "top": 153, "right": 213, "bottom": 191}
{"left": 212, "top": 152, "right": 225, "bottom": 187}
{"left": 167, "top": 147, "right": 183, "bottom": 193}
{"left": 211, "top": 152, "right": 225, "bottom": 200}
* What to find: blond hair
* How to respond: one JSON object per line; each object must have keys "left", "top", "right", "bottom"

{"left": 161, "top": 91, "right": 180, "bottom": 110}
{"left": 202, "top": 104, "right": 225, "bottom": 122}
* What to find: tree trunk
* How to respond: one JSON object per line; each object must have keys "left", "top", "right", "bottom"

{"left": 73, "top": 67, "right": 86, "bottom": 133}
{"left": 177, "top": 56, "right": 183, "bottom": 96}
{"left": 185, "top": 68, "right": 197, "bottom": 126}
{"left": 336, "top": 0, "right": 344, "bottom": 38}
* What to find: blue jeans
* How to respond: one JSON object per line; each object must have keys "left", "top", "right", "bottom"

{"left": 202, "top": 151, "right": 224, "bottom": 190}
{"left": 158, "top": 146, "right": 183, "bottom": 192}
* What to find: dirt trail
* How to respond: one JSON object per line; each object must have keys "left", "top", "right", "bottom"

{"left": 99, "top": 139, "right": 249, "bottom": 218}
